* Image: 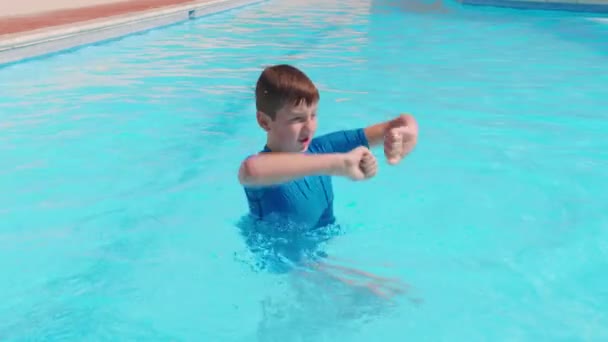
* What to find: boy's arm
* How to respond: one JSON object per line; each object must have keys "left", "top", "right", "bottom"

{"left": 239, "top": 153, "right": 343, "bottom": 187}
{"left": 363, "top": 113, "right": 418, "bottom": 147}
{"left": 365, "top": 113, "right": 418, "bottom": 164}
{"left": 238, "top": 147, "right": 376, "bottom": 186}
{"left": 314, "top": 114, "right": 418, "bottom": 155}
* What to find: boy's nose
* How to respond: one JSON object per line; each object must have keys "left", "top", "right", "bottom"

{"left": 301, "top": 120, "right": 311, "bottom": 129}
{"left": 304, "top": 116, "right": 315, "bottom": 128}
{"left": 303, "top": 123, "right": 314, "bottom": 134}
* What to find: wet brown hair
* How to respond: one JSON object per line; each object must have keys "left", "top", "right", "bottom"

{"left": 255, "top": 64, "right": 320, "bottom": 120}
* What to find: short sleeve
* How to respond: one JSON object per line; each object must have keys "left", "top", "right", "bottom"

{"left": 309, "top": 128, "right": 369, "bottom": 153}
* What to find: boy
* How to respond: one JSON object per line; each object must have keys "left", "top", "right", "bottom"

{"left": 238, "top": 64, "right": 418, "bottom": 230}
{"left": 237, "top": 64, "right": 419, "bottom": 298}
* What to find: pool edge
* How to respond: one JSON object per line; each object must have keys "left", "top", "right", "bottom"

{"left": 0, "top": 0, "right": 265, "bottom": 66}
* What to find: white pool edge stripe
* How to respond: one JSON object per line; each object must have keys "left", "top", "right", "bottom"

{"left": 0, "top": 0, "right": 264, "bottom": 66}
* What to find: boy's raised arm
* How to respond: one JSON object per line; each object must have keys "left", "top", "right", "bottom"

{"left": 238, "top": 153, "right": 343, "bottom": 186}
{"left": 364, "top": 113, "right": 418, "bottom": 146}
{"left": 238, "top": 147, "right": 377, "bottom": 187}
{"left": 364, "top": 113, "right": 418, "bottom": 164}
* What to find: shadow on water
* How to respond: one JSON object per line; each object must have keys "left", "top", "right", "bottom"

{"left": 234, "top": 215, "right": 422, "bottom": 340}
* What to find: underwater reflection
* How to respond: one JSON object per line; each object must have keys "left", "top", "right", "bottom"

{"left": 235, "top": 215, "right": 422, "bottom": 340}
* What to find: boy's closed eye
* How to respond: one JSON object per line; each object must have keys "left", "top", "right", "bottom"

{"left": 291, "top": 114, "right": 316, "bottom": 122}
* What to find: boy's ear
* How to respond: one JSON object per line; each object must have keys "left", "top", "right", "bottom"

{"left": 256, "top": 111, "right": 272, "bottom": 132}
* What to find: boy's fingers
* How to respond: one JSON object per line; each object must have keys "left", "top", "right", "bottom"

{"left": 387, "top": 155, "right": 400, "bottom": 165}
{"left": 367, "top": 164, "right": 377, "bottom": 177}
{"left": 362, "top": 160, "right": 376, "bottom": 171}
{"left": 361, "top": 156, "right": 377, "bottom": 178}
{"left": 384, "top": 130, "right": 406, "bottom": 164}
{"left": 385, "top": 130, "right": 403, "bottom": 148}
{"left": 361, "top": 155, "right": 377, "bottom": 169}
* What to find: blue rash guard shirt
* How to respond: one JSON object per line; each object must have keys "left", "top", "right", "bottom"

{"left": 243, "top": 128, "right": 369, "bottom": 231}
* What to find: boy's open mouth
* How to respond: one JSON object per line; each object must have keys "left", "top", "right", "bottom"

{"left": 299, "top": 137, "right": 310, "bottom": 144}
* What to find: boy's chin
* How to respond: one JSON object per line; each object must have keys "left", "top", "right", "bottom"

{"left": 298, "top": 141, "right": 311, "bottom": 152}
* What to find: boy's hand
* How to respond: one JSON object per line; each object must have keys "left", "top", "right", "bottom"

{"left": 339, "top": 146, "right": 378, "bottom": 181}
{"left": 384, "top": 114, "right": 418, "bottom": 165}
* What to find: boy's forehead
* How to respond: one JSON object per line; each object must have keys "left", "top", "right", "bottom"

{"left": 279, "top": 101, "right": 318, "bottom": 116}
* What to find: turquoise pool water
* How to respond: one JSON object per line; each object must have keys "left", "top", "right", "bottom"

{"left": 2, "top": 0, "right": 608, "bottom": 340}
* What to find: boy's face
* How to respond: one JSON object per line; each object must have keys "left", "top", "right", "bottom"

{"left": 260, "top": 101, "right": 318, "bottom": 152}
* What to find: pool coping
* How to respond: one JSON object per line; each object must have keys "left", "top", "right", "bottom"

{"left": 459, "top": 0, "right": 608, "bottom": 13}
{"left": 0, "top": 0, "right": 264, "bottom": 66}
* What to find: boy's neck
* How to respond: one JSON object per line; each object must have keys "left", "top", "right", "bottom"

{"left": 265, "top": 137, "right": 299, "bottom": 153}
{"left": 265, "top": 138, "right": 281, "bottom": 152}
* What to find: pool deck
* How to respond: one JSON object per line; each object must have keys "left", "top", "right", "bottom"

{"left": 0, "top": 0, "right": 262, "bottom": 65}
{"left": 0, "top": 0, "right": 211, "bottom": 37}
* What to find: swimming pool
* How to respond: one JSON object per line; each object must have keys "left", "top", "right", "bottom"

{"left": 2, "top": 0, "right": 608, "bottom": 340}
